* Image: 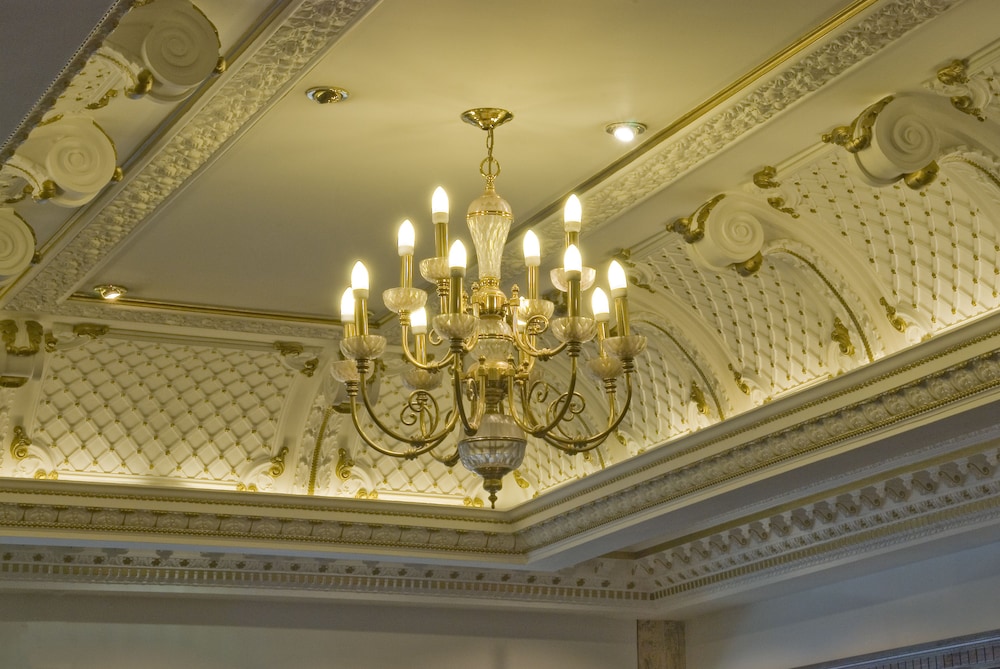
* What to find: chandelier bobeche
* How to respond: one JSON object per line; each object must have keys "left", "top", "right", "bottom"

{"left": 332, "top": 108, "right": 646, "bottom": 506}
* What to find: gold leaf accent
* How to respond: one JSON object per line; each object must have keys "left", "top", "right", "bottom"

{"left": 512, "top": 470, "right": 530, "bottom": 489}
{"left": 10, "top": 426, "right": 31, "bottom": 460}
{"left": 690, "top": 382, "right": 710, "bottom": 416}
{"left": 880, "top": 297, "right": 908, "bottom": 333}
{"left": 831, "top": 317, "right": 855, "bottom": 356}
{"left": 335, "top": 448, "right": 354, "bottom": 481}
{"left": 463, "top": 497, "right": 484, "bottom": 508}
{"left": 753, "top": 165, "right": 780, "bottom": 189}
{"left": 822, "top": 96, "right": 894, "bottom": 153}
{"left": 267, "top": 446, "right": 288, "bottom": 478}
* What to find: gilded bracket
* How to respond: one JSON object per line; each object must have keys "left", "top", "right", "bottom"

{"left": 1, "top": 320, "right": 43, "bottom": 356}
{"left": 753, "top": 166, "right": 800, "bottom": 218}
{"left": 335, "top": 447, "right": 354, "bottom": 481}
{"left": 831, "top": 317, "right": 856, "bottom": 357}
{"left": 267, "top": 446, "right": 289, "bottom": 478}
{"left": 669, "top": 194, "right": 726, "bottom": 244}
{"left": 936, "top": 59, "right": 987, "bottom": 121}
{"left": 689, "top": 382, "right": 710, "bottom": 416}
{"left": 10, "top": 426, "right": 31, "bottom": 460}
{"left": 880, "top": 297, "right": 909, "bottom": 333}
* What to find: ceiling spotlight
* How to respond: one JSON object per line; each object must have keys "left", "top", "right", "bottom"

{"left": 94, "top": 284, "right": 127, "bottom": 301}
{"left": 306, "top": 87, "right": 349, "bottom": 104}
{"left": 606, "top": 121, "right": 646, "bottom": 143}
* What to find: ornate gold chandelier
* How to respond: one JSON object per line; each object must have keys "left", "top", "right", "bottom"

{"left": 331, "top": 108, "right": 646, "bottom": 506}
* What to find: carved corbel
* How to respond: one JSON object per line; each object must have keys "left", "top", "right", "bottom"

{"left": 669, "top": 193, "right": 766, "bottom": 275}
{"left": 44, "top": 323, "right": 111, "bottom": 352}
{"left": 3, "top": 115, "right": 118, "bottom": 207}
{"left": 822, "top": 93, "right": 994, "bottom": 190}
{"left": 98, "top": 0, "right": 222, "bottom": 103}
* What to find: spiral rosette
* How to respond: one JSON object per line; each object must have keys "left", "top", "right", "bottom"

{"left": 603, "top": 334, "right": 647, "bottom": 361}
{"left": 382, "top": 286, "right": 427, "bottom": 314}
{"left": 0, "top": 209, "right": 36, "bottom": 282}
{"left": 137, "top": 0, "right": 220, "bottom": 100}
{"left": 549, "top": 316, "right": 597, "bottom": 344}
{"left": 340, "top": 334, "right": 387, "bottom": 361}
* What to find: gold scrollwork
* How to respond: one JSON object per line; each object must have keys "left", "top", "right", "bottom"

{"left": 822, "top": 96, "right": 894, "bottom": 153}
{"left": 85, "top": 88, "right": 119, "bottom": 110}
{"left": 880, "top": 297, "right": 908, "bottom": 333}
{"left": 236, "top": 482, "right": 258, "bottom": 492}
{"left": 463, "top": 496, "right": 484, "bottom": 508}
{"left": 669, "top": 194, "right": 726, "bottom": 244}
{"left": 335, "top": 448, "right": 354, "bottom": 481}
{"left": 512, "top": 470, "right": 530, "bottom": 489}
{"left": 831, "top": 317, "right": 855, "bottom": 356}
{"left": 937, "top": 59, "right": 969, "bottom": 86}
{"left": 34, "top": 470, "right": 58, "bottom": 480}
{"left": 903, "top": 161, "right": 939, "bottom": 190}
{"left": 355, "top": 488, "right": 378, "bottom": 500}
{"left": 1, "top": 320, "right": 44, "bottom": 356}
{"left": 267, "top": 446, "right": 289, "bottom": 478}
{"left": 10, "top": 426, "right": 31, "bottom": 460}
{"left": 690, "top": 382, "right": 710, "bottom": 416}
{"left": 126, "top": 69, "right": 154, "bottom": 99}
{"left": 753, "top": 165, "right": 781, "bottom": 189}
{"left": 733, "top": 252, "right": 764, "bottom": 277}
{"left": 730, "top": 365, "right": 751, "bottom": 395}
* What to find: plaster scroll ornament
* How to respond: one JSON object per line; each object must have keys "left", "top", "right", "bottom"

{"left": 673, "top": 193, "right": 767, "bottom": 272}
{"left": 5, "top": 116, "right": 117, "bottom": 207}
{"left": 101, "top": 0, "right": 222, "bottom": 102}
{"left": 0, "top": 208, "right": 36, "bottom": 284}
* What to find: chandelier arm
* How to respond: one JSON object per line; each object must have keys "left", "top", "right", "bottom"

{"left": 429, "top": 442, "right": 460, "bottom": 467}
{"left": 505, "top": 355, "right": 583, "bottom": 437}
{"left": 348, "top": 396, "right": 453, "bottom": 459}
{"left": 510, "top": 318, "right": 568, "bottom": 360}
{"left": 453, "top": 357, "right": 486, "bottom": 434}
{"left": 533, "top": 373, "right": 635, "bottom": 453}
{"left": 399, "top": 323, "right": 456, "bottom": 372}
{"left": 355, "top": 368, "right": 460, "bottom": 448}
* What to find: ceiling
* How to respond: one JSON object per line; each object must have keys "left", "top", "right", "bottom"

{"left": 0, "top": 0, "right": 999, "bottom": 617}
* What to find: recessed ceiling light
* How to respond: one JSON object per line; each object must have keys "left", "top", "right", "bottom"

{"left": 94, "top": 284, "right": 127, "bottom": 301}
{"left": 306, "top": 87, "right": 349, "bottom": 104}
{"left": 606, "top": 121, "right": 646, "bottom": 143}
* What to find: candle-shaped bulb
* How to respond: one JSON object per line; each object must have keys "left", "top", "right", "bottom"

{"left": 523, "top": 230, "right": 540, "bottom": 267}
{"left": 591, "top": 287, "right": 610, "bottom": 321}
{"left": 432, "top": 187, "right": 449, "bottom": 223}
{"left": 340, "top": 288, "right": 355, "bottom": 324}
{"left": 410, "top": 307, "right": 427, "bottom": 334}
{"left": 563, "top": 194, "right": 582, "bottom": 233}
{"left": 351, "top": 261, "right": 369, "bottom": 296}
{"left": 397, "top": 219, "right": 415, "bottom": 256}
{"left": 563, "top": 244, "right": 582, "bottom": 275}
{"left": 608, "top": 259, "right": 627, "bottom": 296}
{"left": 449, "top": 239, "right": 467, "bottom": 274}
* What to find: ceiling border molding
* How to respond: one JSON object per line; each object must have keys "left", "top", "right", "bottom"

{"left": 0, "top": 424, "right": 997, "bottom": 614}
{"left": 1, "top": 0, "right": 379, "bottom": 340}
{"left": 0, "top": 319, "right": 997, "bottom": 566}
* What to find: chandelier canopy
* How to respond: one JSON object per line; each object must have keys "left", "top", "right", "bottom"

{"left": 332, "top": 108, "right": 646, "bottom": 507}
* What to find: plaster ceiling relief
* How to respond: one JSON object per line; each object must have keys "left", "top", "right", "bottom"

{"left": 3, "top": 0, "right": 1000, "bottom": 612}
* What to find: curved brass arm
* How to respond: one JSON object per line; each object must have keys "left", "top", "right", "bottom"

{"left": 453, "top": 355, "right": 486, "bottom": 434}
{"left": 506, "top": 354, "right": 583, "bottom": 436}
{"left": 510, "top": 315, "right": 568, "bottom": 360}
{"left": 349, "top": 371, "right": 459, "bottom": 452}
{"left": 399, "top": 323, "right": 457, "bottom": 372}
{"left": 349, "top": 396, "right": 453, "bottom": 459}
{"left": 538, "top": 373, "right": 634, "bottom": 454}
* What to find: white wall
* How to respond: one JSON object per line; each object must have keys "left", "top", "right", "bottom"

{"left": 686, "top": 539, "right": 1000, "bottom": 669}
{"left": 0, "top": 594, "right": 637, "bottom": 669}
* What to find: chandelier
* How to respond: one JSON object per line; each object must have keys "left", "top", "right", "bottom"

{"left": 331, "top": 108, "right": 646, "bottom": 507}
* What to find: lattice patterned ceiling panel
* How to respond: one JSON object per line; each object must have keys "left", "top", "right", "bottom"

{"left": 26, "top": 337, "right": 293, "bottom": 487}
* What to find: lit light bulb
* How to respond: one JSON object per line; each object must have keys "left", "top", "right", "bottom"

{"left": 523, "top": 230, "right": 540, "bottom": 267}
{"left": 608, "top": 259, "right": 627, "bottom": 296}
{"left": 410, "top": 307, "right": 427, "bottom": 334}
{"left": 591, "top": 287, "right": 610, "bottom": 321}
{"left": 397, "top": 219, "right": 415, "bottom": 256}
{"left": 563, "top": 244, "right": 582, "bottom": 275}
{"left": 613, "top": 125, "right": 636, "bottom": 142}
{"left": 432, "top": 187, "right": 449, "bottom": 223}
{"left": 563, "top": 194, "right": 582, "bottom": 233}
{"left": 340, "top": 288, "right": 355, "bottom": 323}
{"left": 449, "top": 239, "right": 467, "bottom": 272}
{"left": 351, "top": 261, "right": 369, "bottom": 295}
